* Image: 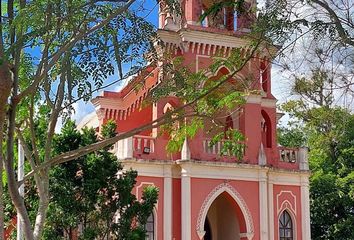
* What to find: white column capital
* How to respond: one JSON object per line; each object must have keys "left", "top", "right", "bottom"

{"left": 258, "top": 169, "right": 268, "bottom": 182}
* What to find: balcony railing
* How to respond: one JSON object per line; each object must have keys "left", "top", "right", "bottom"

{"left": 133, "top": 135, "right": 155, "bottom": 154}
{"left": 279, "top": 147, "right": 298, "bottom": 163}
{"left": 114, "top": 135, "right": 155, "bottom": 159}
{"left": 201, "top": 138, "right": 245, "bottom": 161}
{"left": 113, "top": 136, "right": 309, "bottom": 170}
{"left": 278, "top": 146, "right": 309, "bottom": 170}
{"left": 203, "top": 139, "right": 224, "bottom": 155}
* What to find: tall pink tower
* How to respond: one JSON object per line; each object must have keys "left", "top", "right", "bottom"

{"left": 92, "top": 1, "right": 311, "bottom": 239}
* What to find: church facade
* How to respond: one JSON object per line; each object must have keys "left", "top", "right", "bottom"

{"left": 92, "top": 1, "right": 311, "bottom": 239}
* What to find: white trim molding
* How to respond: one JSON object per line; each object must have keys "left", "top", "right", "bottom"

{"left": 268, "top": 180, "right": 274, "bottom": 240}
{"left": 181, "top": 165, "right": 192, "bottom": 240}
{"left": 259, "top": 171, "right": 269, "bottom": 240}
{"left": 163, "top": 171, "right": 173, "bottom": 240}
{"left": 301, "top": 176, "right": 311, "bottom": 240}
{"left": 276, "top": 191, "right": 297, "bottom": 215}
{"left": 196, "top": 182, "right": 254, "bottom": 240}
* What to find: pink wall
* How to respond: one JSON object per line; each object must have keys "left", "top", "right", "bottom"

{"left": 172, "top": 178, "right": 182, "bottom": 240}
{"left": 190, "top": 178, "right": 260, "bottom": 240}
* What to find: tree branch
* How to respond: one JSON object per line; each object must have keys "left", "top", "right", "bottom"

{"left": 15, "top": 0, "right": 136, "bottom": 102}
{"left": 311, "top": 0, "right": 354, "bottom": 47}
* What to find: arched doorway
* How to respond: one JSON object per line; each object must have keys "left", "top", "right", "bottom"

{"left": 197, "top": 183, "right": 254, "bottom": 240}
{"left": 204, "top": 192, "right": 241, "bottom": 240}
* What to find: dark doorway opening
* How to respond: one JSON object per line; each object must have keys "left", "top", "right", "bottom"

{"left": 204, "top": 217, "right": 212, "bottom": 240}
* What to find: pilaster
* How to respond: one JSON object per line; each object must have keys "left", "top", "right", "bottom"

{"left": 268, "top": 176, "right": 274, "bottom": 240}
{"left": 163, "top": 166, "right": 173, "bottom": 240}
{"left": 301, "top": 175, "right": 311, "bottom": 240}
{"left": 259, "top": 171, "right": 268, "bottom": 240}
{"left": 181, "top": 163, "right": 192, "bottom": 240}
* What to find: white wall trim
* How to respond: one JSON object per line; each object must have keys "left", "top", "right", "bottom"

{"left": 136, "top": 181, "right": 155, "bottom": 197}
{"left": 196, "top": 182, "right": 254, "bottom": 240}
{"left": 181, "top": 165, "right": 191, "bottom": 240}
{"left": 268, "top": 181, "right": 274, "bottom": 240}
{"left": 259, "top": 172, "right": 268, "bottom": 240}
{"left": 152, "top": 208, "right": 158, "bottom": 240}
{"left": 301, "top": 176, "right": 311, "bottom": 240}
{"left": 122, "top": 160, "right": 310, "bottom": 186}
{"left": 276, "top": 191, "right": 297, "bottom": 215}
{"left": 136, "top": 182, "right": 158, "bottom": 240}
{"left": 163, "top": 175, "right": 173, "bottom": 240}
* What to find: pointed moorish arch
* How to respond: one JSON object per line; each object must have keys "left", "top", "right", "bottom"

{"left": 278, "top": 208, "right": 297, "bottom": 240}
{"left": 196, "top": 182, "right": 254, "bottom": 240}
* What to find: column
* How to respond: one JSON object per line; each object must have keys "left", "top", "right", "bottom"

{"left": 181, "top": 165, "right": 191, "bottom": 240}
{"left": 301, "top": 175, "right": 311, "bottom": 240}
{"left": 259, "top": 171, "right": 268, "bottom": 240}
{"left": 268, "top": 176, "right": 274, "bottom": 240}
{"left": 164, "top": 166, "right": 173, "bottom": 240}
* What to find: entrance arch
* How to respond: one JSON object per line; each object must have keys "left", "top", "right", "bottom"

{"left": 196, "top": 183, "right": 254, "bottom": 240}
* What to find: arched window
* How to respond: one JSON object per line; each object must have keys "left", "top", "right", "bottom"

{"left": 145, "top": 213, "right": 155, "bottom": 240}
{"left": 261, "top": 110, "right": 272, "bottom": 148}
{"left": 279, "top": 210, "right": 293, "bottom": 240}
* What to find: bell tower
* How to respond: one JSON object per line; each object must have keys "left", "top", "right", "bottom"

{"left": 156, "top": 0, "right": 280, "bottom": 166}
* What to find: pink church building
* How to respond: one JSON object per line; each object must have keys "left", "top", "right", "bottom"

{"left": 92, "top": 1, "right": 311, "bottom": 239}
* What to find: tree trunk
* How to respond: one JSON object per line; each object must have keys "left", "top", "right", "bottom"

{"left": 0, "top": 64, "right": 13, "bottom": 240}
{"left": 33, "top": 172, "right": 49, "bottom": 240}
{"left": 1, "top": 64, "right": 34, "bottom": 240}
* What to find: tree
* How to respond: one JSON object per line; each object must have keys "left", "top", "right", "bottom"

{"left": 4, "top": 119, "right": 158, "bottom": 240}
{"left": 261, "top": 0, "right": 354, "bottom": 102}
{"left": 279, "top": 68, "right": 354, "bottom": 239}
{"left": 45, "top": 120, "right": 158, "bottom": 240}
{"left": 0, "top": 0, "right": 180, "bottom": 239}
{"left": 280, "top": 105, "right": 354, "bottom": 240}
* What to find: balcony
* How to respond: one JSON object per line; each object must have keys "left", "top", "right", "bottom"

{"left": 113, "top": 136, "right": 309, "bottom": 171}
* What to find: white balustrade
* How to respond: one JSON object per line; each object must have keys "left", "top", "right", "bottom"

{"left": 115, "top": 135, "right": 155, "bottom": 159}
{"left": 116, "top": 137, "right": 133, "bottom": 159}
{"left": 203, "top": 139, "right": 223, "bottom": 155}
{"left": 133, "top": 135, "right": 155, "bottom": 154}
{"left": 279, "top": 147, "right": 298, "bottom": 163}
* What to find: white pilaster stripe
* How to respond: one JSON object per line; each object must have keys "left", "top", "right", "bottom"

{"left": 163, "top": 168, "right": 173, "bottom": 240}
{"left": 259, "top": 171, "right": 268, "bottom": 240}
{"left": 181, "top": 167, "right": 191, "bottom": 240}
{"left": 268, "top": 180, "right": 274, "bottom": 239}
{"left": 301, "top": 176, "right": 311, "bottom": 240}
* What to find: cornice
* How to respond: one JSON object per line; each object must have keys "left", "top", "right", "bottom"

{"left": 121, "top": 158, "right": 310, "bottom": 185}
{"left": 178, "top": 28, "right": 250, "bottom": 49}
